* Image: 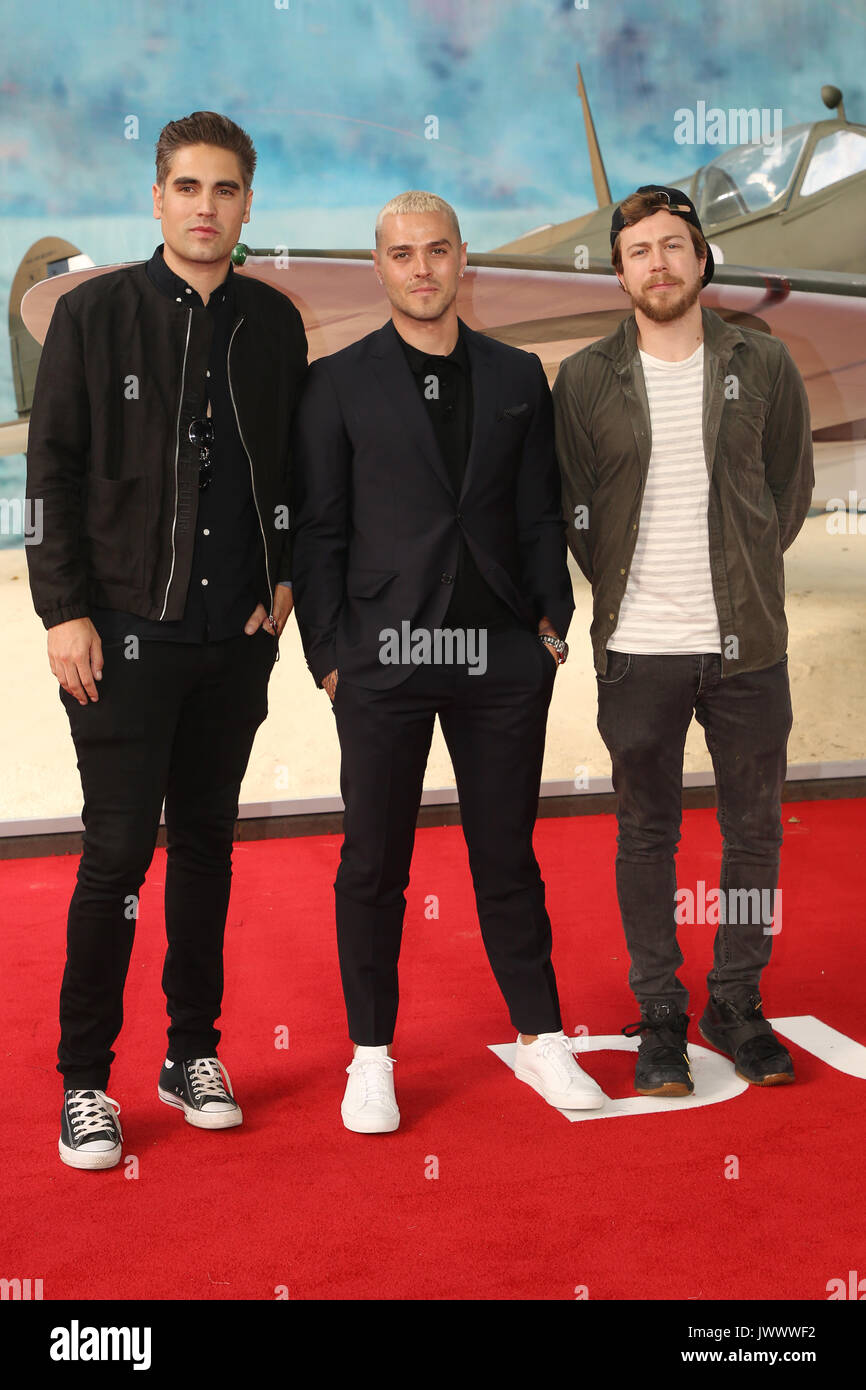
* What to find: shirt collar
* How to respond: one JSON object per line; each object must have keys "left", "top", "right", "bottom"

{"left": 398, "top": 321, "right": 469, "bottom": 375}
{"left": 146, "top": 244, "right": 233, "bottom": 310}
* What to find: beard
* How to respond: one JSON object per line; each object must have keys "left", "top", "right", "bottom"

{"left": 628, "top": 271, "right": 703, "bottom": 322}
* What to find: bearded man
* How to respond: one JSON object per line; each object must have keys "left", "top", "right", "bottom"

{"left": 553, "top": 186, "right": 813, "bottom": 1097}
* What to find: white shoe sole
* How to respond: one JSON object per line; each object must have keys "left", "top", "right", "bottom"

{"left": 158, "top": 1087, "right": 243, "bottom": 1129}
{"left": 341, "top": 1107, "right": 400, "bottom": 1134}
{"left": 58, "top": 1138, "right": 122, "bottom": 1170}
{"left": 514, "top": 1067, "right": 605, "bottom": 1111}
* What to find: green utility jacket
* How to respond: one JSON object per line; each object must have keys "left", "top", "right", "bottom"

{"left": 552, "top": 306, "right": 814, "bottom": 678}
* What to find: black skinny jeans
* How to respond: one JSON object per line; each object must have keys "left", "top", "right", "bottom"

{"left": 57, "top": 630, "right": 276, "bottom": 1090}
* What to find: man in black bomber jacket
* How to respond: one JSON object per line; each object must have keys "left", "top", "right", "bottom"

{"left": 25, "top": 111, "right": 307, "bottom": 1170}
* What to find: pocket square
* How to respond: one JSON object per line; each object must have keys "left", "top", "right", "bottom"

{"left": 501, "top": 403, "right": 529, "bottom": 419}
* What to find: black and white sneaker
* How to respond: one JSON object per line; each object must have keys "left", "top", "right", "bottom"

{"left": 158, "top": 1056, "right": 243, "bottom": 1129}
{"left": 59, "top": 1089, "right": 123, "bottom": 1170}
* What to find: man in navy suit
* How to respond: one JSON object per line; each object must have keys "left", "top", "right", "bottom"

{"left": 292, "top": 191, "right": 603, "bottom": 1131}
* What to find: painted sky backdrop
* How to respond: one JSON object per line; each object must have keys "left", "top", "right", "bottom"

{"left": 2, "top": 0, "right": 863, "bottom": 226}
{"left": 1, "top": 0, "right": 864, "bottom": 527}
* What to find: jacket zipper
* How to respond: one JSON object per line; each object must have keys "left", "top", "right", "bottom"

{"left": 159, "top": 309, "right": 192, "bottom": 620}
{"left": 227, "top": 316, "right": 277, "bottom": 657}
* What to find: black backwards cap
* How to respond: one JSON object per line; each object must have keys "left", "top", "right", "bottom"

{"left": 610, "top": 185, "right": 714, "bottom": 285}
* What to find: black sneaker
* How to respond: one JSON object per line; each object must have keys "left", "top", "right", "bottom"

{"left": 59, "top": 1089, "right": 123, "bottom": 1170}
{"left": 622, "top": 1001, "right": 694, "bottom": 1096}
{"left": 158, "top": 1056, "right": 243, "bottom": 1129}
{"left": 699, "top": 993, "right": 795, "bottom": 1086}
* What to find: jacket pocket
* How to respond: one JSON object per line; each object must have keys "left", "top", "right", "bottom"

{"left": 345, "top": 568, "right": 398, "bottom": 598}
{"left": 82, "top": 475, "right": 148, "bottom": 588}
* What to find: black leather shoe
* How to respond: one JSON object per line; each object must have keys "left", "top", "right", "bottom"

{"left": 622, "top": 1000, "right": 693, "bottom": 1096}
{"left": 699, "top": 994, "right": 795, "bottom": 1086}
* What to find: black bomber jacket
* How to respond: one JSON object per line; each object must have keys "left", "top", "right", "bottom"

{"left": 25, "top": 257, "right": 308, "bottom": 630}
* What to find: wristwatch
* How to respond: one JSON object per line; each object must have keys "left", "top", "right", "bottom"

{"left": 539, "top": 633, "right": 568, "bottom": 664}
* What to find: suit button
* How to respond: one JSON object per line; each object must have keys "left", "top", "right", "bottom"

{"left": 440, "top": 573, "right": 454, "bottom": 584}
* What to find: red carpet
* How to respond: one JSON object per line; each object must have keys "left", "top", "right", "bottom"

{"left": 1, "top": 799, "right": 864, "bottom": 1302}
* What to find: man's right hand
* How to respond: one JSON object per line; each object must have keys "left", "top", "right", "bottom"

{"left": 47, "top": 618, "right": 104, "bottom": 705}
{"left": 322, "top": 668, "right": 338, "bottom": 702}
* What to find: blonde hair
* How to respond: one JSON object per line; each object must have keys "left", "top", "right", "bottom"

{"left": 375, "top": 190, "right": 462, "bottom": 247}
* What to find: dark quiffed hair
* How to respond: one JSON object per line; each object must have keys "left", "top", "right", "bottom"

{"left": 611, "top": 189, "right": 707, "bottom": 272}
{"left": 155, "top": 111, "right": 257, "bottom": 190}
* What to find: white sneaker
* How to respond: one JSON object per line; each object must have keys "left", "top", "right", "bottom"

{"left": 514, "top": 1031, "right": 605, "bottom": 1110}
{"left": 341, "top": 1046, "right": 400, "bottom": 1133}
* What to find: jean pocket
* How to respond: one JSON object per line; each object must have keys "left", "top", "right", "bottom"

{"left": 596, "top": 650, "right": 631, "bottom": 685}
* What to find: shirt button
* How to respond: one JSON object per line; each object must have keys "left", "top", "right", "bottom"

{"left": 202, "top": 578, "right": 209, "bottom": 586}
{"left": 206, "top": 370, "right": 211, "bottom": 378}
{"left": 620, "top": 567, "right": 626, "bottom": 575}
{"left": 609, "top": 612, "right": 615, "bottom": 621}
{"left": 175, "top": 296, "right": 182, "bottom": 303}
{"left": 185, "top": 287, "right": 192, "bottom": 294}
{"left": 440, "top": 573, "right": 454, "bottom": 584}
{"left": 203, "top": 528, "right": 210, "bottom": 536}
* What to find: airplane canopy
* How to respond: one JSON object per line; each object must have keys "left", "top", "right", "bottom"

{"left": 695, "top": 124, "right": 811, "bottom": 227}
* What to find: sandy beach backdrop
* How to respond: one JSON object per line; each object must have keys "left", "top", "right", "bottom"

{"left": 1, "top": 512, "right": 863, "bottom": 827}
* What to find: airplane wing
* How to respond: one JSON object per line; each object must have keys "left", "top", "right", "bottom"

{"left": 17, "top": 250, "right": 866, "bottom": 443}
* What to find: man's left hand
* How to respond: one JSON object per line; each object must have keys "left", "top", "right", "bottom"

{"left": 245, "top": 586, "right": 294, "bottom": 638}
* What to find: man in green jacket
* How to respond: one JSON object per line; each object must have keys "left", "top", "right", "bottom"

{"left": 553, "top": 185, "right": 813, "bottom": 1097}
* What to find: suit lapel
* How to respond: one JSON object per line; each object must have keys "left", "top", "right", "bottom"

{"left": 460, "top": 325, "right": 499, "bottom": 502}
{"left": 369, "top": 321, "right": 455, "bottom": 497}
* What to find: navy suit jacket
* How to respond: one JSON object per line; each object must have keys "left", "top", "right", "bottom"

{"left": 291, "top": 317, "right": 574, "bottom": 689}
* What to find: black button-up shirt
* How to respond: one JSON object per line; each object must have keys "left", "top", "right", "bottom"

{"left": 398, "top": 327, "right": 518, "bottom": 632}
{"left": 91, "top": 245, "right": 268, "bottom": 643}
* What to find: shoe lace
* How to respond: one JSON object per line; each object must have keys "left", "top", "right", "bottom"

{"left": 621, "top": 1019, "right": 646, "bottom": 1039}
{"left": 347, "top": 1055, "right": 395, "bottom": 1104}
{"left": 187, "top": 1057, "right": 233, "bottom": 1101}
{"left": 727, "top": 994, "right": 766, "bottom": 1024}
{"left": 534, "top": 1033, "right": 578, "bottom": 1084}
{"left": 68, "top": 1090, "right": 122, "bottom": 1139}
{"left": 621, "top": 1017, "right": 687, "bottom": 1066}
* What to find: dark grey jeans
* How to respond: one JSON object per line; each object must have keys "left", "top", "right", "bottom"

{"left": 596, "top": 651, "right": 792, "bottom": 1013}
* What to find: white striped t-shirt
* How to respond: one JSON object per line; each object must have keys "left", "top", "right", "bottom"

{"left": 607, "top": 342, "right": 721, "bottom": 655}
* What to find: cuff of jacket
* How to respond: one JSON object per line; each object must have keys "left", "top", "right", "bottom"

{"left": 39, "top": 603, "right": 91, "bottom": 630}
{"left": 309, "top": 645, "right": 338, "bottom": 688}
{"left": 536, "top": 599, "right": 574, "bottom": 641}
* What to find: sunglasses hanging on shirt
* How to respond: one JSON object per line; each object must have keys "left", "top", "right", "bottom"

{"left": 190, "top": 416, "right": 215, "bottom": 490}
